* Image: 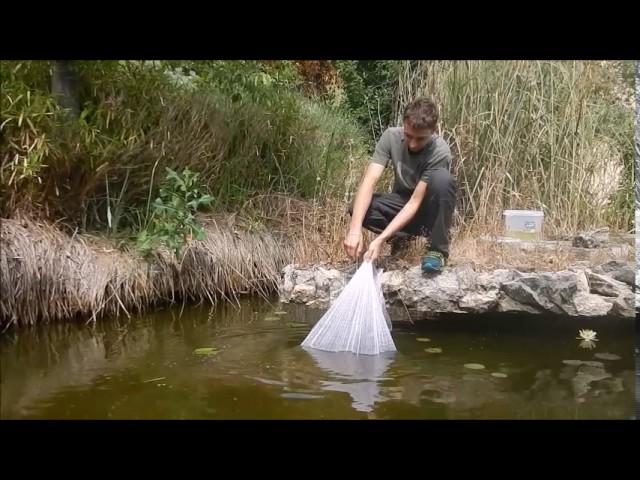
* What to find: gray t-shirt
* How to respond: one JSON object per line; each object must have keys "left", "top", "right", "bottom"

{"left": 371, "top": 127, "right": 452, "bottom": 195}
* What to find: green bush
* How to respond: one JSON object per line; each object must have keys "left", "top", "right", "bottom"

{"left": 335, "top": 61, "right": 399, "bottom": 143}
{"left": 136, "top": 167, "right": 213, "bottom": 257}
{"left": 1, "top": 60, "right": 368, "bottom": 232}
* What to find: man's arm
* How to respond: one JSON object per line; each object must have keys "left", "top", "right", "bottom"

{"left": 344, "top": 163, "right": 385, "bottom": 259}
{"left": 348, "top": 163, "right": 385, "bottom": 233}
{"left": 364, "top": 180, "right": 428, "bottom": 261}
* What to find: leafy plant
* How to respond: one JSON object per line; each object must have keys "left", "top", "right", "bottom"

{"left": 136, "top": 167, "right": 213, "bottom": 257}
{"left": 335, "top": 61, "right": 399, "bottom": 142}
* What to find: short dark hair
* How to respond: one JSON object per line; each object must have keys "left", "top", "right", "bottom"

{"left": 403, "top": 97, "right": 438, "bottom": 130}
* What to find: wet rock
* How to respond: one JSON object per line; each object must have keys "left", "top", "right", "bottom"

{"left": 291, "top": 284, "right": 316, "bottom": 304}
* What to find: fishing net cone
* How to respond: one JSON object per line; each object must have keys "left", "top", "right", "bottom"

{"left": 301, "top": 261, "right": 396, "bottom": 355}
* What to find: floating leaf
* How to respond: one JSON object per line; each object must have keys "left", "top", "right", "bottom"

{"left": 562, "top": 359, "right": 583, "bottom": 366}
{"left": 194, "top": 347, "right": 218, "bottom": 355}
{"left": 274, "top": 311, "right": 288, "bottom": 315}
{"left": 563, "top": 360, "right": 604, "bottom": 367}
{"left": 264, "top": 316, "right": 280, "bottom": 322}
{"left": 416, "top": 337, "right": 431, "bottom": 342}
{"left": 491, "top": 372, "right": 508, "bottom": 378}
{"left": 425, "top": 347, "right": 442, "bottom": 354}
{"left": 286, "top": 322, "right": 307, "bottom": 328}
{"left": 464, "top": 363, "right": 485, "bottom": 370}
{"left": 581, "top": 361, "right": 604, "bottom": 368}
{"left": 594, "top": 353, "right": 621, "bottom": 361}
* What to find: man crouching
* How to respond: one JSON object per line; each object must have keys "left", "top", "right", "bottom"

{"left": 344, "top": 97, "right": 457, "bottom": 273}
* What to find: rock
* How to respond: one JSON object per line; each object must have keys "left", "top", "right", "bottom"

{"left": 610, "top": 289, "right": 635, "bottom": 318}
{"left": 304, "top": 298, "right": 330, "bottom": 308}
{"left": 455, "top": 264, "right": 478, "bottom": 291}
{"left": 394, "top": 266, "right": 465, "bottom": 313}
{"left": 592, "top": 261, "right": 635, "bottom": 287}
{"left": 583, "top": 270, "right": 634, "bottom": 317}
{"left": 573, "top": 270, "right": 614, "bottom": 317}
{"left": 501, "top": 271, "right": 579, "bottom": 315}
{"left": 281, "top": 264, "right": 296, "bottom": 297}
{"left": 478, "top": 269, "right": 524, "bottom": 288}
{"left": 381, "top": 270, "right": 404, "bottom": 294}
{"left": 279, "top": 262, "right": 634, "bottom": 318}
{"left": 573, "top": 291, "right": 614, "bottom": 317}
{"left": 572, "top": 228, "right": 609, "bottom": 248}
{"left": 460, "top": 269, "right": 517, "bottom": 313}
{"left": 585, "top": 271, "right": 629, "bottom": 297}
{"left": 496, "top": 293, "right": 542, "bottom": 314}
{"left": 313, "top": 267, "right": 347, "bottom": 303}
{"left": 292, "top": 284, "right": 316, "bottom": 304}
{"left": 570, "top": 261, "right": 594, "bottom": 269}
{"left": 459, "top": 291, "right": 499, "bottom": 313}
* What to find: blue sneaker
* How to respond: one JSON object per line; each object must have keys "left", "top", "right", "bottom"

{"left": 422, "top": 250, "right": 445, "bottom": 273}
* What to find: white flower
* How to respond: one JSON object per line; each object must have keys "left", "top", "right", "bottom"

{"left": 577, "top": 329, "right": 598, "bottom": 342}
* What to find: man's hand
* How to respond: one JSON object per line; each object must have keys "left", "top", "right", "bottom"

{"left": 343, "top": 230, "right": 365, "bottom": 260}
{"left": 363, "top": 238, "right": 383, "bottom": 262}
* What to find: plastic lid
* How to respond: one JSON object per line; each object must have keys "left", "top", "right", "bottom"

{"left": 503, "top": 210, "right": 544, "bottom": 216}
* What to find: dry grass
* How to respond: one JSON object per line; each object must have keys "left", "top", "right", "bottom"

{"left": 253, "top": 193, "right": 634, "bottom": 273}
{"left": 446, "top": 229, "right": 632, "bottom": 272}
{"left": 0, "top": 216, "right": 294, "bottom": 329}
{"left": 2, "top": 202, "right": 633, "bottom": 329}
{"left": 395, "top": 60, "right": 635, "bottom": 233}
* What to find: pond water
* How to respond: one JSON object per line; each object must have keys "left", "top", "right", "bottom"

{"left": 1, "top": 298, "right": 635, "bottom": 419}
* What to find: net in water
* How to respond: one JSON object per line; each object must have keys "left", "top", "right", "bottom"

{"left": 301, "top": 261, "right": 396, "bottom": 355}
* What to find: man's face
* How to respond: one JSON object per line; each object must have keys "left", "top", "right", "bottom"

{"left": 403, "top": 121, "right": 433, "bottom": 153}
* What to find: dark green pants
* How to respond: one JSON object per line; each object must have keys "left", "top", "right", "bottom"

{"left": 348, "top": 168, "right": 456, "bottom": 257}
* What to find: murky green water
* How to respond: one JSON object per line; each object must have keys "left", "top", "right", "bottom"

{"left": 1, "top": 298, "right": 635, "bottom": 419}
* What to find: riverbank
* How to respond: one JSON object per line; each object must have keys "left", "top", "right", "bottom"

{"left": 279, "top": 261, "right": 635, "bottom": 319}
{"left": 2, "top": 215, "right": 635, "bottom": 329}
{"left": 0, "top": 217, "right": 294, "bottom": 329}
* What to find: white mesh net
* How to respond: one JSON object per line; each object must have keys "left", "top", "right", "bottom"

{"left": 301, "top": 261, "right": 396, "bottom": 355}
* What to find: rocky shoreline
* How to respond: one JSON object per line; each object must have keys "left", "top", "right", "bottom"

{"left": 279, "top": 260, "right": 636, "bottom": 319}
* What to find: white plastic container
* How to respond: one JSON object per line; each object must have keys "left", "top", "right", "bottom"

{"left": 503, "top": 210, "right": 544, "bottom": 240}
